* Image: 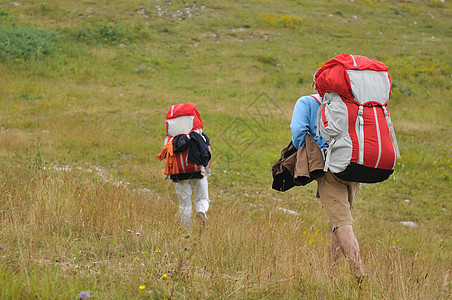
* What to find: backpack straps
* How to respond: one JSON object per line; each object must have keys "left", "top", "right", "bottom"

{"left": 382, "top": 106, "right": 401, "bottom": 160}
{"left": 358, "top": 106, "right": 365, "bottom": 165}
{"left": 315, "top": 98, "right": 329, "bottom": 172}
{"left": 323, "top": 140, "right": 333, "bottom": 172}
{"left": 316, "top": 102, "right": 326, "bottom": 137}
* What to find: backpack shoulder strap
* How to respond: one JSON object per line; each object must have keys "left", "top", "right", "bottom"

{"left": 382, "top": 106, "right": 401, "bottom": 160}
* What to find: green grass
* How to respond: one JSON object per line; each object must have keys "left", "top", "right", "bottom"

{"left": 0, "top": 0, "right": 451, "bottom": 298}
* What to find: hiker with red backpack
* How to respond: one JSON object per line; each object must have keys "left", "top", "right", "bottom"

{"left": 289, "top": 54, "right": 400, "bottom": 283}
{"left": 290, "top": 87, "right": 365, "bottom": 280}
{"left": 156, "top": 103, "right": 212, "bottom": 233}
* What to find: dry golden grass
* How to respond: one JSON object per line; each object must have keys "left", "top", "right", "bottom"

{"left": 0, "top": 164, "right": 450, "bottom": 298}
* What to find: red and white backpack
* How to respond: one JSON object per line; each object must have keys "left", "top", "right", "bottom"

{"left": 165, "top": 103, "right": 203, "bottom": 174}
{"left": 315, "top": 53, "right": 400, "bottom": 183}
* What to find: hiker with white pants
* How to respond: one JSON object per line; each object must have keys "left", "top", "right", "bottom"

{"left": 156, "top": 103, "right": 212, "bottom": 232}
{"left": 175, "top": 176, "right": 210, "bottom": 228}
{"left": 170, "top": 130, "right": 212, "bottom": 230}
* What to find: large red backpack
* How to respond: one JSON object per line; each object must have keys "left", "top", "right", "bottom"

{"left": 165, "top": 103, "right": 203, "bottom": 174}
{"left": 315, "top": 54, "right": 400, "bottom": 183}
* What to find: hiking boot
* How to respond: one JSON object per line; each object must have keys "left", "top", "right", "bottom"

{"left": 196, "top": 212, "right": 207, "bottom": 226}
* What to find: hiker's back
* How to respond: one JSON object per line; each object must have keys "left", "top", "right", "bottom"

{"left": 161, "top": 103, "right": 211, "bottom": 180}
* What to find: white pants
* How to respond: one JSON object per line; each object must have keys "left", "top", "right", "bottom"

{"left": 175, "top": 177, "right": 209, "bottom": 228}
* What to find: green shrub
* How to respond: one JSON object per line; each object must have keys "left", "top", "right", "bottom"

{"left": 98, "top": 23, "right": 126, "bottom": 44}
{"left": 66, "top": 22, "right": 150, "bottom": 45}
{"left": 0, "top": 27, "right": 58, "bottom": 61}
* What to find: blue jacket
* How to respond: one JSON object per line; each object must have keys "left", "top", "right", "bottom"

{"left": 290, "top": 94, "right": 328, "bottom": 150}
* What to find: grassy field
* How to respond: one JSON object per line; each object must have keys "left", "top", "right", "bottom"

{"left": 0, "top": 0, "right": 451, "bottom": 298}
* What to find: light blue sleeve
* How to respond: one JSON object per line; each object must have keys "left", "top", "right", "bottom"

{"left": 290, "top": 97, "right": 311, "bottom": 150}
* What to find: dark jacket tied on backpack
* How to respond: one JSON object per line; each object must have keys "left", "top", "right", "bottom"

{"left": 173, "top": 132, "right": 211, "bottom": 167}
{"left": 188, "top": 132, "right": 211, "bottom": 167}
{"left": 170, "top": 132, "right": 211, "bottom": 182}
{"left": 172, "top": 134, "right": 190, "bottom": 153}
{"left": 272, "top": 134, "right": 325, "bottom": 192}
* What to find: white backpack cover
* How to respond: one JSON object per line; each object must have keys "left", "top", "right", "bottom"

{"left": 315, "top": 53, "right": 400, "bottom": 183}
